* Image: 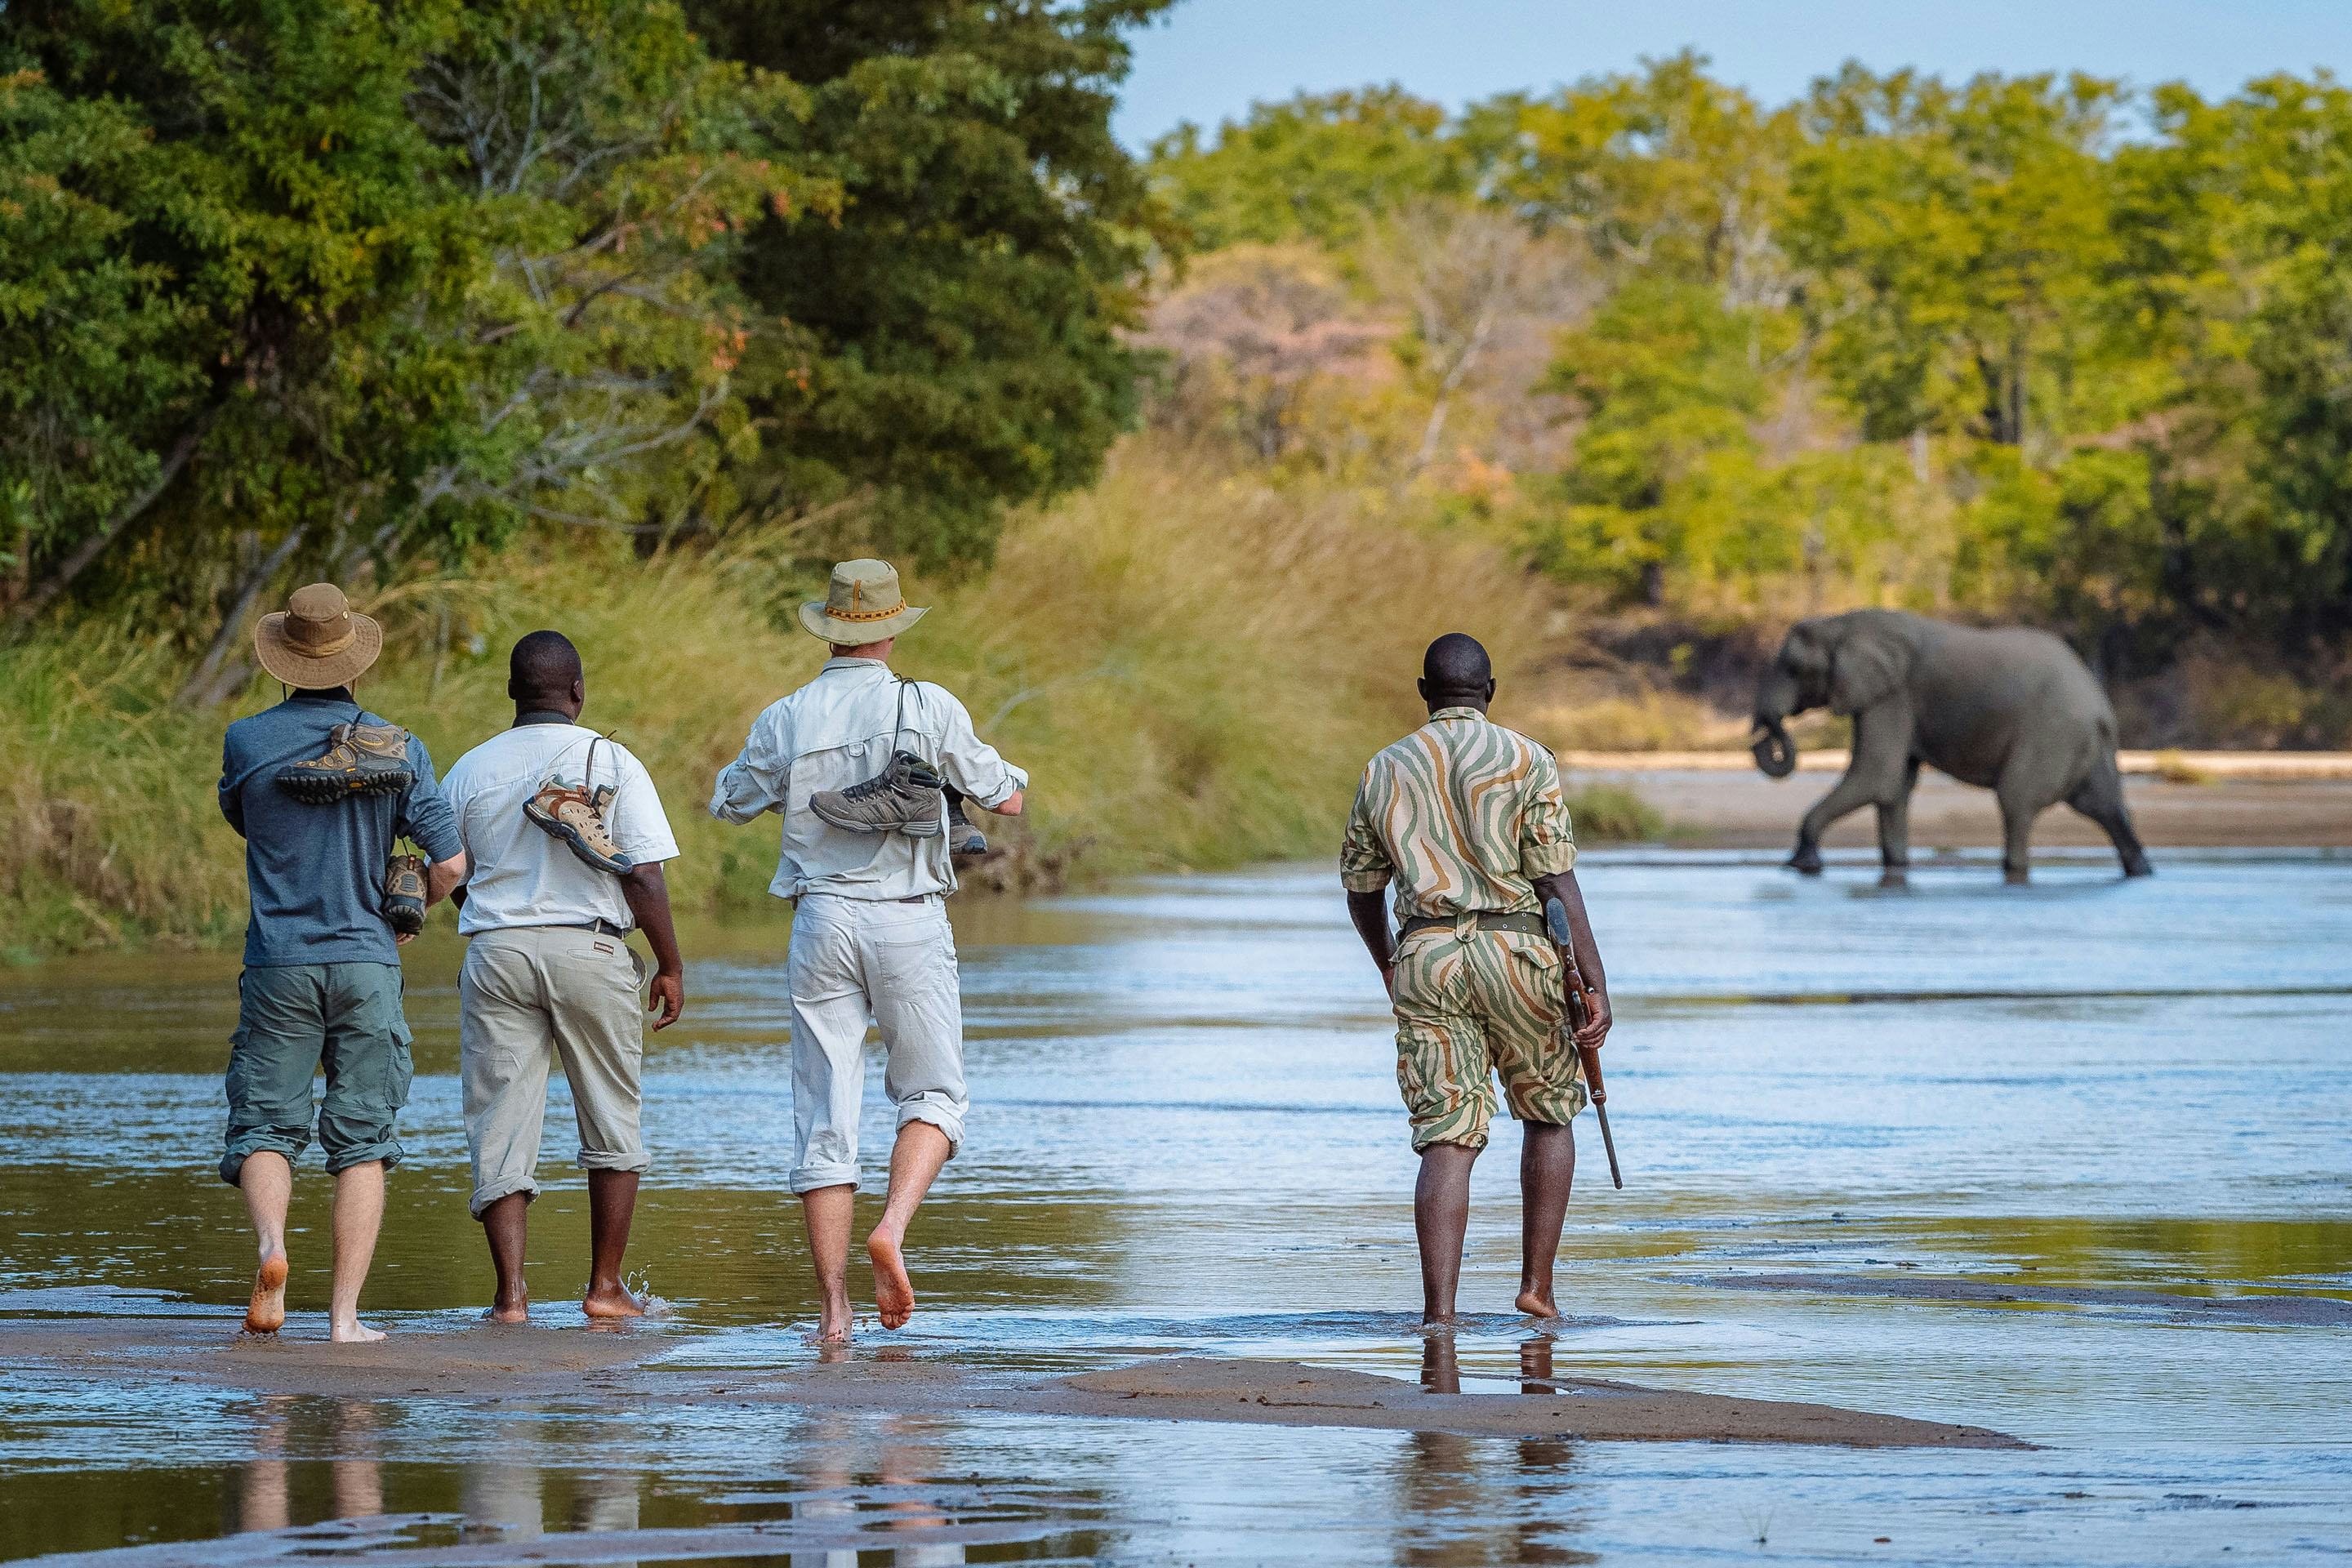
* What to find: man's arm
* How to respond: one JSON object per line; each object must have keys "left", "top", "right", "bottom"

{"left": 218, "top": 735, "right": 247, "bottom": 838}
{"left": 1531, "top": 867, "right": 1610, "bottom": 1049}
{"left": 620, "top": 862, "right": 684, "bottom": 1031}
{"left": 1347, "top": 889, "right": 1396, "bottom": 995}
{"left": 930, "top": 685, "right": 1027, "bottom": 813}
{"left": 988, "top": 788, "right": 1024, "bottom": 817}
{"left": 710, "top": 710, "right": 789, "bottom": 824}
{"left": 425, "top": 854, "right": 468, "bottom": 907}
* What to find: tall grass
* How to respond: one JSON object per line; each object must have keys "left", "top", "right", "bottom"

{"left": 2, "top": 438, "right": 1577, "bottom": 956}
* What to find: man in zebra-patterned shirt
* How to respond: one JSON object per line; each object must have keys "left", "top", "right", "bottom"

{"left": 1342, "top": 633, "right": 1614, "bottom": 1327}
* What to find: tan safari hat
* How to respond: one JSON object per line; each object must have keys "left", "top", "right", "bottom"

{"left": 797, "top": 558, "right": 928, "bottom": 644}
{"left": 252, "top": 582, "right": 384, "bottom": 688}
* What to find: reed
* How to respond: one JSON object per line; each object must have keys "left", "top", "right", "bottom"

{"left": 0, "top": 438, "right": 1628, "bottom": 957}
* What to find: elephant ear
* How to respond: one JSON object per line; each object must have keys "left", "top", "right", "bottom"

{"left": 1829, "top": 627, "right": 1909, "bottom": 715}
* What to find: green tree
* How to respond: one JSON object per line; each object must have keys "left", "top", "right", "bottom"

{"left": 686, "top": 0, "right": 1176, "bottom": 568}
{"left": 1147, "top": 85, "right": 1468, "bottom": 250}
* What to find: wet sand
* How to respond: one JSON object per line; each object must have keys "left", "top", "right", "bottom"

{"left": 1567, "top": 765, "right": 2352, "bottom": 849}
{"left": 1695, "top": 1273, "right": 2352, "bottom": 1327}
{"left": 0, "top": 1319, "right": 2023, "bottom": 1450}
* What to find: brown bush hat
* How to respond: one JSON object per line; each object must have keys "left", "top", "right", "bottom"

{"left": 797, "top": 558, "right": 929, "bottom": 644}
{"left": 252, "top": 583, "right": 384, "bottom": 688}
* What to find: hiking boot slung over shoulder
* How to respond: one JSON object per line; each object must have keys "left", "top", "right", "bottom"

{"left": 526, "top": 782, "right": 636, "bottom": 875}
{"left": 944, "top": 786, "right": 989, "bottom": 857}
{"left": 811, "top": 750, "right": 947, "bottom": 837}
{"left": 276, "top": 722, "right": 416, "bottom": 804}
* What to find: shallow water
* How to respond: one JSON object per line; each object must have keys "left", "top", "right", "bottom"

{"left": 1, "top": 849, "right": 2348, "bottom": 1563}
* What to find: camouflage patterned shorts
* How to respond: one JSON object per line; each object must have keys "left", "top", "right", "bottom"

{"left": 1390, "top": 927, "right": 1587, "bottom": 1151}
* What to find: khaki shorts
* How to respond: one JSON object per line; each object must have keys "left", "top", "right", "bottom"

{"left": 459, "top": 925, "right": 650, "bottom": 1218}
{"left": 1391, "top": 926, "right": 1587, "bottom": 1151}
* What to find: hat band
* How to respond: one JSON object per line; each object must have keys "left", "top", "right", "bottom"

{"left": 825, "top": 601, "right": 906, "bottom": 622}
{"left": 290, "top": 621, "right": 358, "bottom": 657}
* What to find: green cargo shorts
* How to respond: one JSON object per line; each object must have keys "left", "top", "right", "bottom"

{"left": 220, "top": 963, "right": 414, "bottom": 1185}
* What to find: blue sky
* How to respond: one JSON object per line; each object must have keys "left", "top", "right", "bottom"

{"left": 1113, "top": 0, "right": 2352, "bottom": 149}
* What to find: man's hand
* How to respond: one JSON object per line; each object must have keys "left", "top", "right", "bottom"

{"left": 1571, "top": 983, "right": 1611, "bottom": 1050}
{"left": 1381, "top": 963, "right": 1396, "bottom": 999}
{"left": 395, "top": 931, "right": 416, "bottom": 947}
{"left": 647, "top": 967, "right": 684, "bottom": 1031}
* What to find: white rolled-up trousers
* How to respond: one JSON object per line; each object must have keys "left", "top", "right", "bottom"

{"left": 784, "top": 891, "right": 968, "bottom": 1193}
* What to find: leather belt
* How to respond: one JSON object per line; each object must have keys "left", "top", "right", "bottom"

{"left": 563, "top": 918, "right": 631, "bottom": 938}
{"left": 1397, "top": 910, "right": 1548, "bottom": 942}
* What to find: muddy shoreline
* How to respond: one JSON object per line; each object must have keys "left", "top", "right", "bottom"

{"left": 0, "top": 1319, "right": 2024, "bottom": 1450}
{"left": 1578, "top": 767, "right": 2352, "bottom": 849}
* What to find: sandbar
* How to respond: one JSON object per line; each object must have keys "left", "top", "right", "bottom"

{"left": 0, "top": 1319, "right": 2024, "bottom": 1449}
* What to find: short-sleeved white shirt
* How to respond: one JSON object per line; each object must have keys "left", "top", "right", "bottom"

{"left": 442, "top": 720, "right": 679, "bottom": 936}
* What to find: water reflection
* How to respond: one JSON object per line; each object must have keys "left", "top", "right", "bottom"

{"left": 232, "top": 1396, "right": 383, "bottom": 1535}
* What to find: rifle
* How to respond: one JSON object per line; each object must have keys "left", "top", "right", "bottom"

{"left": 1543, "top": 896, "right": 1622, "bottom": 1190}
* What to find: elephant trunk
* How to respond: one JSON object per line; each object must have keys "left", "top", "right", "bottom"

{"left": 1752, "top": 666, "right": 1802, "bottom": 778}
{"left": 1751, "top": 717, "right": 1797, "bottom": 778}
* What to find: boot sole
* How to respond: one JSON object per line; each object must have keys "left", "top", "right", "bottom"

{"left": 810, "top": 800, "right": 945, "bottom": 836}
{"left": 523, "top": 800, "right": 635, "bottom": 875}
{"left": 276, "top": 768, "right": 413, "bottom": 804}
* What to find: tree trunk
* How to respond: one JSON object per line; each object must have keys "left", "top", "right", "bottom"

{"left": 8, "top": 423, "right": 207, "bottom": 628}
{"left": 176, "top": 526, "right": 310, "bottom": 708}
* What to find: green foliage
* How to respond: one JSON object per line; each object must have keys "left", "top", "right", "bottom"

{"left": 2, "top": 0, "right": 1165, "bottom": 636}
{"left": 686, "top": 0, "right": 1177, "bottom": 568}
{"left": 1149, "top": 85, "right": 1468, "bottom": 249}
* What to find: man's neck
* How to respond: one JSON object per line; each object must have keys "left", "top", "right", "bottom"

{"left": 290, "top": 686, "right": 355, "bottom": 705}
{"left": 513, "top": 706, "right": 579, "bottom": 728}
{"left": 1426, "top": 701, "right": 1489, "bottom": 719}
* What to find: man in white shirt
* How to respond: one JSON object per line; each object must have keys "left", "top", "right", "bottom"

{"left": 442, "top": 630, "right": 685, "bottom": 1322}
{"left": 710, "top": 559, "right": 1027, "bottom": 1343}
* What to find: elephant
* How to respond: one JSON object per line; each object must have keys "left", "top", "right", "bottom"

{"left": 1750, "top": 609, "right": 2152, "bottom": 883}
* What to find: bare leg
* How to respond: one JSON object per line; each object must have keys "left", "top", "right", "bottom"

{"left": 238, "top": 1151, "right": 292, "bottom": 1334}
{"left": 800, "top": 1183, "right": 856, "bottom": 1343}
{"left": 1516, "top": 1121, "right": 1575, "bottom": 1318}
{"left": 1414, "top": 1143, "right": 1481, "bottom": 1325}
{"left": 328, "top": 1160, "right": 386, "bottom": 1343}
{"left": 479, "top": 1193, "right": 529, "bottom": 1323}
{"left": 583, "top": 1169, "right": 645, "bottom": 1318}
{"left": 869, "top": 1123, "right": 951, "bottom": 1331}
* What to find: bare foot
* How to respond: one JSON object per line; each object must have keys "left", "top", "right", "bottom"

{"left": 582, "top": 1281, "right": 645, "bottom": 1320}
{"left": 329, "top": 1319, "right": 386, "bottom": 1344}
{"left": 868, "top": 1230, "right": 915, "bottom": 1330}
{"left": 481, "top": 1301, "right": 528, "bottom": 1325}
{"left": 244, "top": 1252, "right": 289, "bottom": 1334}
{"left": 1516, "top": 1286, "right": 1561, "bottom": 1319}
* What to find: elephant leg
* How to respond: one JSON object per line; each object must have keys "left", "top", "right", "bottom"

{"left": 1793, "top": 711, "right": 1913, "bottom": 875}
{"left": 2067, "top": 761, "right": 2152, "bottom": 878}
{"left": 1875, "top": 756, "right": 1922, "bottom": 875}
{"left": 1995, "top": 773, "right": 2042, "bottom": 884}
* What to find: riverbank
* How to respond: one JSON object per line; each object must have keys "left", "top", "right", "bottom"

{"left": 2, "top": 440, "right": 1577, "bottom": 960}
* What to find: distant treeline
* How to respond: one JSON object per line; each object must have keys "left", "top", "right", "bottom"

{"left": 1146, "top": 56, "right": 2352, "bottom": 672}
{"left": 1, "top": 0, "right": 1174, "bottom": 693}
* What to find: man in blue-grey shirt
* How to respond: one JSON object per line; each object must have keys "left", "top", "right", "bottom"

{"left": 216, "top": 583, "right": 466, "bottom": 1341}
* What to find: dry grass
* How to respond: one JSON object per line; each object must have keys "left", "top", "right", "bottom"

{"left": 0, "top": 436, "right": 1575, "bottom": 956}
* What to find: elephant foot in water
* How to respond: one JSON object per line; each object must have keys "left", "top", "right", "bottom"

{"left": 1788, "top": 844, "right": 1824, "bottom": 875}
{"left": 1877, "top": 863, "right": 1910, "bottom": 889}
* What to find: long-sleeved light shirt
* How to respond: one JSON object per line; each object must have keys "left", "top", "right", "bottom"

{"left": 709, "top": 657, "right": 1028, "bottom": 902}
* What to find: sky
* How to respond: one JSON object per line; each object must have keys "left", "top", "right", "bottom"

{"left": 1112, "top": 0, "right": 2352, "bottom": 149}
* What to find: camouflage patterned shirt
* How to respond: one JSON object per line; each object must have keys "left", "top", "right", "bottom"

{"left": 1340, "top": 706, "right": 1578, "bottom": 920}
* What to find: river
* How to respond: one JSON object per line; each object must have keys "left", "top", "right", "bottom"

{"left": 1, "top": 849, "right": 2347, "bottom": 1563}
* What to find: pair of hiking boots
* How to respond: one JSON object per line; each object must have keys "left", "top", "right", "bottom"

{"left": 811, "top": 750, "right": 989, "bottom": 856}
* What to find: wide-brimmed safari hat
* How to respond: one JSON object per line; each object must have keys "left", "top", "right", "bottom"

{"left": 252, "top": 582, "right": 384, "bottom": 688}
{"left": 798, "top": 558, "right": 929, "bottom": 644}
